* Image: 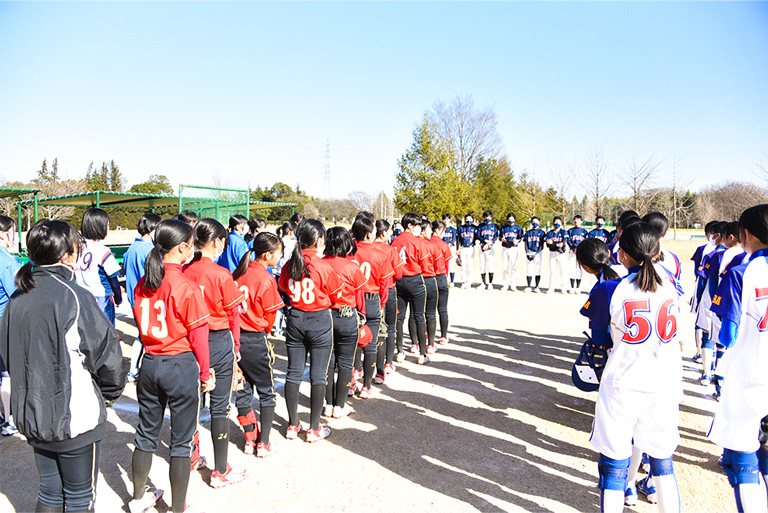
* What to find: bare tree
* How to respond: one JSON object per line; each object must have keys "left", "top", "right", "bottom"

{"left": 430, "top": 95, "right": 503, "bottom": 182}
{"left": 621, "top": 154, "right": 662, "bottom": 213}
{"left": 582, "top": 147, "right": 612, "bottom": 219}
{"left": 668, "top": 156, "right": 693, "bottom": 229}
{"left": 348, "top": 191, "right": 373, "bottom": 213}
{"left": 694, "top": 181, "right": 768, "bottom": 223}
{"left": 547, "top": 155, "right": 574, "bottom": 217}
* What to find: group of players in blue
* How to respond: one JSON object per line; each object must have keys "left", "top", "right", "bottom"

{"left": 577, "top": 205, "right": 768, "bottom": 513}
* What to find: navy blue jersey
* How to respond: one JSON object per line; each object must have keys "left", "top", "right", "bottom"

{"left": 609, "top": 230, "right": 619, "bottom": 243}
{"left": 691, "top": 244, "right": 706, "bottom": 273}
{"left": 710, "top": 251, "right": 764, "bottom": 325}
{"left": 545, "top": 229, "right": 568, "bottom": 253}
{"left": 607, "top": 240, "right": 620, "bottom": 265}
{"left": 442, "top": 226, "right": 457, "bottom": 246}
{"left": 500, "top": 224, "right": 524, "bottom": 248}
{"left": 587, "top": 228, "right": 612, "bottom": 244}
{"left": 723, "top": 251, "right": 748, "bottom": 274}
{"left": 477, "top": 221, "right": 499, "bottom": 245}
{"left": 522, "top": 228, "right": 546, "bottom": 253}
{"left": 457, "top": 224, "right": 477, "bottom": 248}
{"left": 567, "top": 227, "right": 587, "bottom": 250}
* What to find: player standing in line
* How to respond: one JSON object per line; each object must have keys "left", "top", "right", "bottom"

{"left": 575, "top": 238, "right": 621, "bottom": 287}
{"left": 0, "top": 216, "right": 21, "bottom": 436}
{"left": 391, "top": 212, "right": 431, "bottom": 364}
{"left": 442, "top": 214, "right": 458, "bottom": 286}
{"left": 322, "top": 227, "right": 368, "bottom": 404}
{"left": 477, "top": 210, "right": 499, "bottom": 290}
{"left": 431, "top": 220, "right": 453, "bottom": 346}
{"left": 350, "top": 216, "right": 394, "bottom": 387}
{"left": 130, "top": 219, "right": 213, "bottom": 513}
{"left": 696, "top": 222, "right": 726, "bottom": 385}
{"left": 183, "top": 219, "right": 248, "bottom": 488}
{"left": 588, "top": 215, "right": 612, "bottom": 243}
{"left": 217, "top": 214, "right": 249, "bottom": 273}
{"left": 374, "top": 219, "right": 404, "bottom": 366}
{"left": 545, "top": 216, "right": 570, "bottom": 294}
{"left": 567, "top": 215, "right": 588, "bottom": 293}
{"left": 499, "top": 213, "right": 524, "bottom": 291}
{"left": 642, "top": 212, "right": 682, "bottom": 282}
{"left": 580, "top": 222, "right": 683, "bottom": 513}
{"left": 708, "top": 204, "right": 768, "bottom": 512}
{"left": 124, "top": 213, "right": 163, "bottom": 383}
{"left": 690, "top": 221, "right": 719, "bottom": 363}
{"left": 457, "top": 214, "right": 477, "bottom": 289}
{"left": 173, "top": 210, "right": 199, "bottom": 227}
{"left": 522, "top": 216, "right": 546, "bottom": 293}
{"left": 416, "top": 218, "right": 440, "bottom": 353}
{"left": 273, "top": 220, "right": 298, "bottom": 337}
{"left": 245, "top": 218, "right": 267, "bottom": 247}
{"left": 75, "top": 208, "right": 122, "bottom": 325}
{"left": 232, "top": 232, "right": 284, "bottom": 457}
{"left": 0, "top": 219, "right": 126, "bottom": 513}
{"left": 279, "top": 219, "right": 342, "bottom": 442}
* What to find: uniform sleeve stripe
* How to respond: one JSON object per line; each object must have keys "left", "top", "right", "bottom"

{"left": 330, "top": 283, "right": 344, "bottom": 295}
{"left": 263, "top": 302, "right": 284, "bottom": 313}
{"left": 222, "top": 294, "right": 245, "bottom": 310}
{"left": 381, "top": 270, "right": 395, "bottom": 279}
{"left": 186, "top": 314, "right": 210, "bottom": 330}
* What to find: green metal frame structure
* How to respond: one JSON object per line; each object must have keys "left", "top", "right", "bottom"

{"left": 0, "top": 187, "right": 41, "bottom": 250}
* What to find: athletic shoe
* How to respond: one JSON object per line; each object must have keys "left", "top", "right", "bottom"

{"left": 692, "top": 353, "right": 702, "bottom": 363}
{"left": 438, "top": 337, "right": 449, "bottom": 346}
{"left": 1, "top": 421, "right": 17, "bottom": 436}
{"left": 348, "top": 383, "right": 358, "bottom": 397}
{"left": 210, "top": 463, "right": 247, "bottom": 489}
{"left": 182, "top": 504, "right": 204, "bottom": 513}
{"left": 332, "top": 404, "right": 351, "bottom": 418}
{"left": 305, "top": 425, "right": 331, "bottom": 443}
{"left": 257, "top": 441, "right": 277, "bottom": 457}
{"left": 374, "top": 374, "right": 386, "bottom": 385}
{"left": 190, "top": 455, "right": 207, "bottom": 472}
{"left": 128, "top": 487, "right": 164, "bottom": 513}
{"left": 533, "top": 287, "right": 541, "bottom": 293}
{"left": 624, "top": 485, "right": 638, "bottom": 506}
{"left": 323, "top": 404, "right": 334, "bottom": 417}
{"left": 384, "top": 363, "right": 396, "bottom": 375}
{"left": 418, "top": 355, "right": 430, "bottom": 365}
{"left": 358, "top": 386, "right": 372, "bottom": 399}
{"left": 286, "top": 423, "right": 304, "bottom": 440}
{"left": 127, "top": 371, "right": 139, "bottom": 383}
{"left": 461, "top": 283, "right": 470, "bottom": 289}
{"left": 637, "top": 476, "right": 657, "bottom": 504}
{"left": 545, "top": 288, "right": 554, "bottom": 294}
{"left": 396, "top": 352, "right": 406, "bottom": 363}
{"left": 712, "top": 390, "right": 721, "bottom": 401}
{"left": 244, "top": 440, "right": 255, "bottom": 455}
{"left": 641, "top": 453, "right": 651, "bottom": 474}
{"left": 699, "top": 375, "right": 711, "bottom": 386}
{"left": 410, "top": 344, "right": 419, "bottom": 354}
{"left": 426, "top": 345, "right": 436, "bottom": 354}
{"left": 523, "top": 287, "right": 532, "bottom": 292}
{"left": 484, "top": 284, "right": 490, "bottom": 290}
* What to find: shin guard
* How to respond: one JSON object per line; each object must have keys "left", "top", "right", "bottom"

{"left": 649, "top": 456, "right": 680, "bottom": 513}
{"left": 237, "top": 409, "right": 259, "bottom": 442}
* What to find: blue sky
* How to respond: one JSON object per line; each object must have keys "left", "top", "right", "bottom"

{"left": 1, "top": 1, "right": 766, "bottom": 200}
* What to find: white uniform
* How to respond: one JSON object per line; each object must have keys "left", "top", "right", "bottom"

{"left": 549, "top": 249, "right": 569, "bottom": 291}
{"left": 526, "top": 250, "right": 542, "bottom": 277}
{"left": 75, "top": 239, "right": 121, "bottom": 299}
{"left": 479, "top": 245, "right": 494, "bottom": 274}
{"left": 708, "top": 256, "right": 768, "bottom": 452}
{"left": 460, "top": 246, "right": 475, "bottom": 285}
{"left": 588, "top": 270, "right": 683, "bottom": 460}
{"left": 502, "top": 246, "right": 519, "bottom": 288}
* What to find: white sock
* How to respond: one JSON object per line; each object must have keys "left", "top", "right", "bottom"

{"left": 735, "top": 482, "right": 767, "bottom": 513}
{"left": 600, "top": 489, "right": 624, "bottom": 513}
{"left": 1, "top": 374, "right": 11, "bottom": 422}
{"left": 694, "top": 329, "right": 702, "bottom": 354}
{"left": 627, "top": 446, "right": 643, "bottom": 486}
{"left": 655, "top": 474, "right": 681, "bottom": 513}
{"left": 702, "top": 347, "right": 715, "bottom": 377}
{"left": 129, "top": 340, "right": 144, "bottom": 374}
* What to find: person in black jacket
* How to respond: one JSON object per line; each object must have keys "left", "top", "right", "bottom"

{"left": 0, "top": 219, "right": 126, "bottom": 513}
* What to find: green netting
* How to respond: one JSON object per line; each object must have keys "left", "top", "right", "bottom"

{"left": 178, "top": 184, "right": 250, "bottom": 225}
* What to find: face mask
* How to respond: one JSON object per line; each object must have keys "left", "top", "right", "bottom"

{"left": 485, "top": 218, "right": 492, "bottom": 223}
{"left": 413, "top": 227, "right": 422, "bottom": 237}
{"left": 532, "top": 221, "right": 539, "bottom": 228}
{"left": 466, "top": 220, "right": 473, "bottom": 225}
{"left": 554, "top": 223, "right": 561, "bottom": 229}
{"left": 597, "top": 222, "right": 604, "bottom": 228}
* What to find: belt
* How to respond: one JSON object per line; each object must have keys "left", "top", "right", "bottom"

{"left": 364, "top": 292, "right": 380, "bottom": 300}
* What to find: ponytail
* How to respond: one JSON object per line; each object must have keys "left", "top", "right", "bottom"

{"left": 232, "top": 250, "right": 253, "bottom": 281}
{"left": 15, "top": 263, "right": 35, "bottom": 293}
{"left": 621, "top": 223, "right": 663, "bottom": 293}
{"left": 142, "top": 220, "right": 193, "bottom": 292}
{"left": 15, "top": 219, "right": 82, "bottom": 293}
{"left": 232, "top": 232, "right": 284, "bottom": 281}
{"left": 600, "top": 263, "right": 620, "bottom": 281}
{"left": 289, "top": 219, "right": 325, "bottom": 281}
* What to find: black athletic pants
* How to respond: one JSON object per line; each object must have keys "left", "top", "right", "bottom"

{"left": 436, "top": 273, "right": 449, "bottom": 339}
{"left": 34, "top": 442, "right": 100, "bottom": 512}
{"left": 384, "top": 286, "right": 397, "bottom": 363}
{"left": 235, "top": 330, "right": 277, "bottom": 444}
{"left": 327, "top": 310, "right": 358, "bottom": 408}
{"left": 396, "top": 274, "right": 427, "bottom": 356}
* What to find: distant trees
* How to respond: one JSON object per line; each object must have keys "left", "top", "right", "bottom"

{"left": 85, "top": 160, "right": 125, "bottom": 192}
{"left": 129, "top": 174, "right": 173, "bottom": 195}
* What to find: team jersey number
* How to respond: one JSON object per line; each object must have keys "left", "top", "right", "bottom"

{"left": 358, "top": 261, "right": 372, "bottom": 281}
{"left": 622, "top": 298, "right": 677, "bottom": 344}
{"left": 399, "top": 248, "right": 407, "bottom": 265}
{"left": 81, "top": 251, "right": 94, "bottom": 271}
{"left": 238, "top": 285, "right": 249, "bottom": 313}
{"left": 289, "top": 278, "right": 315, "bottom": 304}
{"left": 756, "top": 288, "right": 768, "bottom": 332}
{"left": 138, "top": 298, "right": 169, "bottom": 339}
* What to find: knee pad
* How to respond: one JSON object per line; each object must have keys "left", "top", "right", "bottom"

{"left": 237, "top": 409, "right": 257, "bottom": 428}
{"left": 597, "top": 455, "right": 630, "bottom": 491}
{"left": 702, "top": 338, "right": 715, "bottom": 350}
{"left": 721, "top": 449, "right": 760, "bottom": 486}
{"left": 649, "top": 456, "right": 674, "bottom": 477}
{"left": 190, "top": 430, "right": 201, "bottom": 466}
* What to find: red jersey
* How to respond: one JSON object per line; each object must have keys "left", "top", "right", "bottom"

{"left": 278, "top": 249, "right": 343, "bottom": 311}
{"left": 421, "top": 236, "right": 438, "bottom": 277}
{"left": 183, "top": 257, "right": 244, "bottom": 331}
{"left": 351, "top": 242, "right": 394, "bottom": 294}
{"left": 236, "top": 261, "right": 285, "bottom": 332}
{"left": 375, "top": 241, "right": 404, "bottom": 286}
{"left": 324, "top": 255, "right": 367, "bottom": 308}
{"left": 134, "top": 264, "right": 210, "bottom": 356}
{"left": 430, "top": 235, "right": 452, "bottom": 275}
{"left": 391, "top": 231, "right": 428, "bottom": 277}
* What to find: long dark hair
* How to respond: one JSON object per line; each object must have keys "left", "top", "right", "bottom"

{"left": 621, "top": 222, "right": 663, "bottom": 293}
{"left": 288, "top": 219, "right": 325, "bottom": 281}
{"left": 190, "top": 218, "right": 227, "bottom": 263}
{"left": 0, "top": 215, "right": 17, "bottom": 233}
{"left": 738, "top": 204, "right": 768, "bottom": 245}
{"left": 375, "top": 219, "right": 390, "bottom": 239}
{"left": 575, "top": 238, "right": 619, "bottom": 281}
{"left": 233, "top": 232, "right": 283, "bottom": 281}
{"left": 325, "top": 226, "right": 353, "bottom": 258}
{"left": 142, "top": 220, "right": 194, "bottom": 291}
{"left": 137, "top": 213, "right": 162, "bottom": 236}
{"left": 16, "top": 220, "right": 83, "bottom": 293}
{"left": 81, "top": 208, "right": 110, "bottom": 240}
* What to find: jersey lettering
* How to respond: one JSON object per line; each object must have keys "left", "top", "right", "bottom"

{"left": 656, "top": 298, "right": 678, "bottom": 342}
{"left": 712, "top": 295, "right": 722, "bottom": 306}
{"left": 622, "top": 298, "right": 678, "bottom": 344}
{"left": 399, "top": 248, "right": 407, "bottom": 265}
{"left": 82, "top": 251, "right": 93, "bottom": 271}
{"left": 238, "top": 284, "right": 249, "bottom": 313}
{"left": 199, "top": 285, "right": 205, "bottom": 298}
{"left": 289, "top": 278, "right": 316, "bottom": 304}
{"left": 359, "top": 261, "right": 372, "bottom": 281}
{"left": 138, "top": 298, "right": 169, "bottom": 339}
{"left": 756, "top": 287, "right": 768, "bottom": 332}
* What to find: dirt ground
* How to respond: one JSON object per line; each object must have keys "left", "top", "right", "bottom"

{"left": 0, "top": 239, "right": 736, "bottom": 512}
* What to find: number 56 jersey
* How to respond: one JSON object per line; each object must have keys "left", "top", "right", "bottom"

{"left": 582, "top": 267, "right": 682, "bottom": 392}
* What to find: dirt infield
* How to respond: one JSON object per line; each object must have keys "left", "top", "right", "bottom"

{"left": 0, "top": 240, "right": 735, "bottom": 512}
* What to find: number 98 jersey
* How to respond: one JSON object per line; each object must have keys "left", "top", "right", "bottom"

{"left": 278, "top": 249, "right": 343, "bottom": 311}
{"left": 582, "top": 268, "right": 682, "bottom": 392}
{"left": 134, "top": 263, "right": 210, "bottom": 355}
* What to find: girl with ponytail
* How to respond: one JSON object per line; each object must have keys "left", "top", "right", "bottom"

{"left": 373, "top": 219, "right": 404, "bottom": 367}
{"left": 231, "top": 232, "right": 284, "bottom": 457}
{"left": 130, "top": 219, "right": 212, "bottom": 513}
{"left": 278, "top": 219, "right": 342, "bottom": 443}
{"left": 579, "top": 222, "right": 683, "bottom": 512}
{"left": 183, "top": 218, "right": 248, "bottom": 487}
{"left": 575, "top": 238, "right": 621, "bottom": 287}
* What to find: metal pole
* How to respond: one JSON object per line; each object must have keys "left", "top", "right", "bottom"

{"left": 33, "top": 192, "right": 39, "bottom": 222}
{"left": 16, "top": 202, "right": 23, "bottom": 253}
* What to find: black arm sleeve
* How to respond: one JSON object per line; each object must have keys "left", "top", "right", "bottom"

{"left": 107, "top": 274, "right": 122, "bottom": 305}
